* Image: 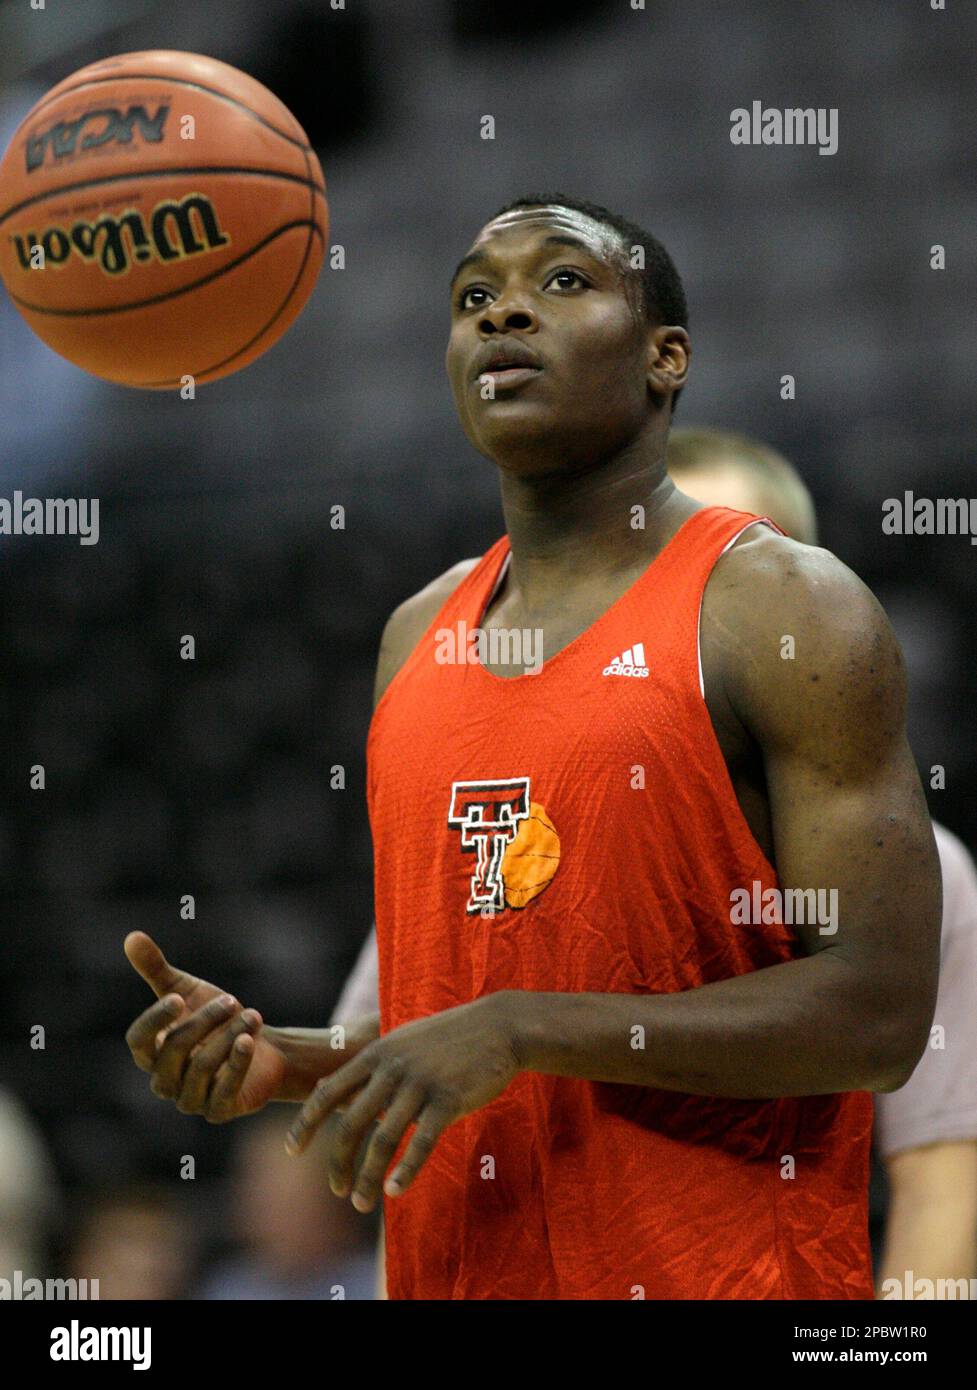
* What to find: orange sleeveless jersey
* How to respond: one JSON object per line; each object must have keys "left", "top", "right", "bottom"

{"left": 367, "top": 507, "right": 874, "bottom": 1300}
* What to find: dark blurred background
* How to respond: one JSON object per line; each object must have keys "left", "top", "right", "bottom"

{"left": 0, "top": 0, "right": 973, "bottom": 1297}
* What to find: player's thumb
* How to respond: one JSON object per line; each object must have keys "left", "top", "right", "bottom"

{"left": 123, "top": 930, "right": 189, "bottom": 998}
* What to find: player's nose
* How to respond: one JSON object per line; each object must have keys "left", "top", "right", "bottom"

{"left": 477, "top": 297, "right": 540, "bottom": 336}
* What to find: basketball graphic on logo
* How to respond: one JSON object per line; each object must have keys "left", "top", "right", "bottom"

{"left": 501, "top": 802, "right": 560, "bottom": 908}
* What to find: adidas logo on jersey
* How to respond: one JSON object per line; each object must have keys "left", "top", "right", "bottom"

{"left": 602, "top": 643, "right": 649, "bottom": 677}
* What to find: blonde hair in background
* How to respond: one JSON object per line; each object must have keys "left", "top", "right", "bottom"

{"left": 666, "top": 427, "right": 819, "bottom": 545}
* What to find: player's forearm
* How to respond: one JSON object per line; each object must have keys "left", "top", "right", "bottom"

{"left": 507, "top": 953, "right": 921, "bottom": 1097}
{"left": 265, "top": 1014, "right": 381, "bottom": 1102}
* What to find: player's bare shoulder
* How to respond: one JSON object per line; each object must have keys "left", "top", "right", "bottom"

{"left": 373, "top": 557, "right": 481, "bottom": 710}
{"left": 700, "top": 524, "right": 907, "bottom": 744}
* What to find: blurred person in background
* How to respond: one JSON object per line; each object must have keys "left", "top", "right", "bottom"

{"left": 65, "top": 1185, "right": 192, "bottom": 1301}
{"left": 0, "top": 1086, "right": 60, "bottom": 1285}
{"left": 197, "top": 1108, "right": 376, "bottom": 1300}
{"left": 331, "top": 426, "right": 977, "bottom": 1300}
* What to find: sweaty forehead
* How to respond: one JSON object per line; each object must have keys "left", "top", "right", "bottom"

{"left": 467, "top": 205, "right": 627, "bottom": 271}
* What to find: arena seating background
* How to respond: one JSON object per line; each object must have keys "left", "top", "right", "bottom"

{"left": 0, "top": 0, "right": 973, "bottom": 1289}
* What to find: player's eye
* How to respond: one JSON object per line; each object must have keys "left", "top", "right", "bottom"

{"left": 545, "top": 268, "right": 589, "bottom": 291}
{"left": 456, "top": 285, "right": 490, "bottom": 311}
{"left": 455, "top": 268, "right": 590, "bottom": 312}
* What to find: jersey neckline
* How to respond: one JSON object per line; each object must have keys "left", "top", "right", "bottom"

{"left": 471, "top": 507, "right": 710, "bottom": 685}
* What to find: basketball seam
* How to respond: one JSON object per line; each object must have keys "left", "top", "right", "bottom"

{"left": 137, "top": 144, "right": 321, "bottom": 388}
{"left": 19, "top": 73, "right": 314, "bottom": 155}
{"left": 0, "top": 166, "right": 325, "bottom": 229}
{"left": 7, "top": 218, "right": 324, "bottom": 318}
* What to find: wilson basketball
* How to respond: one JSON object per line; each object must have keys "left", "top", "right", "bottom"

{"left": 0, "top": 50, "right": 327, "bottom": 388}
{"left": 502, "top": 803, "right": 561, "bottom": 908}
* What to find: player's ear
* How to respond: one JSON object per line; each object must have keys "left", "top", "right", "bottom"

{"left": 646, "top": 325, "right": 690, "bottom": 404}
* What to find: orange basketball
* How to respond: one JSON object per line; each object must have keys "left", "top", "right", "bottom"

{"left": 0, "top": 50, "right": 327, "bottom": 388}
{"left": 502, "top": 802, "right": 561, "bottom": 909}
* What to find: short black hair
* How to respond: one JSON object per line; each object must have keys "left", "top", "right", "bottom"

{"left": 490, "top": 192, "right": 689, "bottom": 408}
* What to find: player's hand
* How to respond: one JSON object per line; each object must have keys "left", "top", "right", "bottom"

{"left": 124, "top": 930, "right": 287, "bottom": 1122}
{"left": 284, "top": 992, "right": 523, "bottom": 1211}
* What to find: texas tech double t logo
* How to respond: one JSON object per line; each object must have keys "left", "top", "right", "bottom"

{"left": 448, "top": 778, "right": 530, "bottom": 914}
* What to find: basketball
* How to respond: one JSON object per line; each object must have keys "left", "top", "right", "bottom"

{"left": 0, "top": 50, "right": 327, "bottom": 389}
{"left": 501, "top": 802, "right": 561, "bottom": 908}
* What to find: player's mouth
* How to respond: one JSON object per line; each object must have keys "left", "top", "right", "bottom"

{"left": 472, "top": 344, "right": 543, "bottom": 392}
{"left": 477, "top": 365, "right": 542, "bottom": 390}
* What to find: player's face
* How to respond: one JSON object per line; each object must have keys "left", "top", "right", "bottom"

{"left": 445, "top": 206, "right": 652, "bottom": 474}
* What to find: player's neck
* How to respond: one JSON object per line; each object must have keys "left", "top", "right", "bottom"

{"left": 495, "top": 453, "right": 693, "bottom": 613}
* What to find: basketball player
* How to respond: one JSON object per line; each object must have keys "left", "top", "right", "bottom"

{"left": 330, "top": 426, "right": 977, "bottom": 1300}
{"left": 125, "top": 196, "right": 942, "bottom": 1299}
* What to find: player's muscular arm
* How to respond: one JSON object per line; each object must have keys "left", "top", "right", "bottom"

{"left": 509, "top": 535, "right": 942, "bottom": 1096}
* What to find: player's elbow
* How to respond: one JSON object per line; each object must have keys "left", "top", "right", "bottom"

{"left": 825, "top": 942, "right": 937, "bottom": 1092}
{"left": 866, "top": 1007, "right": 933, "bottom": 1093}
